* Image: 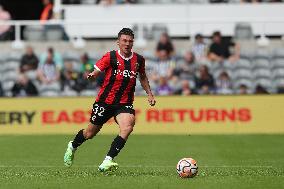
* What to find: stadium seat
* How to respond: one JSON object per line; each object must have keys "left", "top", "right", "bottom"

{"left": 80, "top": 89, "right": 97, "bottom": 96}
{"left": 223, "top": 61, "right": 236, "bottom": 70}
{"left": 252, "top": 68, "right": 271, "bottom": 80}
{"left": 1, "top": 80, "right": 15, "bottom": 92}
{"left": 3, "top": 61, "right": 19, "bottom": 72}
{"left": 138, "top": 0, "right": 155, "bottom": 4}
{"left": 273, "top": 78, "right": 284, "bottom": 88}
{"left": 233, "top": 78, "right": 253, "bottom": 90}
{"left": 6, "top": 52, "right": 22, "bottom": 62}
{"left": 271, "top": 58, "right": 284, "bottom": 69}
{"left": 62, "top": 51, "right": 80, "bottom": 62}
{"left": 40, "top": 90, "right": 59, "bottom": 97}
{"left": 234, "top": 69, "right": 252, "bottom": 80}
{"left": 25, "top": 70, "right": 38, "bottom": 81}
{"left": 240, "top": 49, "right": 254, "bottom": 60}
{"left": 80, "top": 0, "right": 96, "bottom": 4}
{"left": 252, "top": 58, "right": 271, "bottom": 69}
{"left": 272, "top": 48, "right": 284, "bottom": 59}
{"left": 255, "top": 78, "right": 272, "bottom": 89}
{"left": 254, "top": 48, "right": 271, "bottom": 60}
{"left": 61, "top": 89, "right": 78, "bottom": 97}
{"left": 39, "top": 82, "right": 61, "bottom": 93}
{"left": 272, "top": 68, "right": 284, "bottom": 79}
{"left": 45, "top": 26, "right": 64, "bottom": 41}
{"left": 23, "top": 26, "right": 45, "bottom": 41}
{"left": 234, "top": 22, "right": 253, "bottom": 40}
{"left": 1, "top": 71, "right": 17, "bottom": 81}
{"left": 151, "top": 24, "right": 168, "bottom": 41}
{"left": 235, "top": 59, "right": 252, "bottom": 70}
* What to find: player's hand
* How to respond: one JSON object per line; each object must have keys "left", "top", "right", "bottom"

{"left": 148, "top": 94, "right": 156, "bottom": 106}
{"left": 87, "top": 71, "right": 96, "bottom": 81}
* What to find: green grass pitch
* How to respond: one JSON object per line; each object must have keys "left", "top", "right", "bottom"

{"left": 0, "top": 134, "right": 283, "bottom": 189}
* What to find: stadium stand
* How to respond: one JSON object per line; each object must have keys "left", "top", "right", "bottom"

{"left": 0, "top": 1, "right": 284, "bottom": 97}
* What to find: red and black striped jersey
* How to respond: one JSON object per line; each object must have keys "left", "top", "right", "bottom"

{"left": 94, "top": 50, "right": 145, "bottom": 105}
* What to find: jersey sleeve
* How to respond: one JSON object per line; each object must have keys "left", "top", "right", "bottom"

{"left": 138, "top": 56, "right": 146, "bottom": 75}
{"left": 94, "top": 52, "right": 111, "bottom": 72}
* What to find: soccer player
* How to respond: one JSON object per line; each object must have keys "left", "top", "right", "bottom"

{"left": 64, "top": 28, "right": 156, "bottom": 172}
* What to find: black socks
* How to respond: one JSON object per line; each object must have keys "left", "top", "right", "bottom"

{"left": 72, "top": 129, "right": 87, "bottom": 148}
{"left": 107, "top": 135, "right": 126, "bottom": 159}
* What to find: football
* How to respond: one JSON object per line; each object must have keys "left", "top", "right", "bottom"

{"left": 176, "top": 158, "right": 198, "bottom": 178}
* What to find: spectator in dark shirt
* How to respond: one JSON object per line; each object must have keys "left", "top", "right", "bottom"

{"left": 20, "top": 46, "right": 39, "bottom": 73}
{"left": 156, "top": 32, "right": 175, "bottom": 57}
{"left": 11, "top": 74, "right": 38, "bottom": 97}
{"left": 195, "top": 65, "right": 215, "bottom": 93}
{"left": 208, "top": 31, "right": 239, "bottom": 63}
{"left": 254, "top": 85, "right": 269, "bottom": 94}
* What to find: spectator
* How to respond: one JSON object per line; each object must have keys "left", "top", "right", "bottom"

{"left": 254, "top": 85, "right": 269, "bottom": 94}
{"left": 215, "top": 71, "right": 233, "bottom": 94}
{"left": 61, "top": 62, "right": 81, "bottom": 92}
{"left": 156, "top": 32, "right": 175, "bottom": 57}
{"left": 40, "top": 47, "right": 63, "bottom": 69}
{"left": 37, "top": 51, "right": 60, "bottom": 84}
{"left": 0, "top": 81, "right": 4, "bottom": 96}
{"left": 0, "top": 5, "right": 11, "bottom": 40}
{"left": 277, "top": 85, "right": 284, "bottom": 94}
{"left": 208, "top": 31, "right": 239, "bottom": 63}
{"left": 155, "top": 76, "right": 173, "bottom": 96}
{"left": 199, "top": 85, "right": 211, "bottom": 95}
{"left": 20, "top": 46, "right": 39, "bottom": 73}
{"left": 195, "top": 65, "right": 215, "bottom": 93}
{"left": 40, "top": 0, "right": 54, "bottom": 22}
{"left": 174, "top": 80, "right": 196, "bottom": 95}
{"left": 80, "top": 53, "right": 94, "bottom": 75}
{"left": 238, "top": 84, "right": 248, "bottom": 94}
{"left": 78, "top": 52, "right": 104, "bottom": 89}
{"left": 192, "top": 34, "right": 207, "bottom": 62}
{"left": 174, "top": 51, "right": 197, "bottom": 80}
{"left": 11, "top": 74, "right": 38, "bottom": 97}
{"left": 149, "top": 49, "right": 176, "bottom": 83}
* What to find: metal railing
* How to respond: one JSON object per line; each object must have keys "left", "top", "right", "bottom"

{"left": 0, "top": 17, "right": 283, "bottom": 49}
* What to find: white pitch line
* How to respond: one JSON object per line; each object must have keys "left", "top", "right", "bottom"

{"left": 0, "top": 165, "right": 273, "bottom": 168}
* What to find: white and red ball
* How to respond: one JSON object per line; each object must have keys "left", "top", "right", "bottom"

{"left": 176, "top": 158, "right": 198, "bottom": 178}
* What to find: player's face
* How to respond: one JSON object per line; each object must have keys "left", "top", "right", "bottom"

{"left": 118, "top": 34, "right": 134, "bottom": 57}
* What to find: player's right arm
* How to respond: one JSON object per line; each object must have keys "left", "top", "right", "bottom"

{"left": 87, "top": 52, "right": 111, "bottom": 81}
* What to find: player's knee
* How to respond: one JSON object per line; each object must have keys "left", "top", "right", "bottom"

{"left": 121, "top": 125, "right": 134, "bottom": 134}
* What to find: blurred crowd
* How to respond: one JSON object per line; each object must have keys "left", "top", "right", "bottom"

{"left": 1, "top": 30, "right": 283, "bottom": 98}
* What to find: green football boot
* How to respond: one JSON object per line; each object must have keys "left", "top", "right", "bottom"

{"left": 64, "top": 141, "right": 76, "bottom": 167}
{"left": 98, "top": 159, "right": 119, "bottom": 172}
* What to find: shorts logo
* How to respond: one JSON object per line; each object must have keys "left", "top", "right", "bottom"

{"left": 125, "top": 105, "right": 133, "bottom": 109}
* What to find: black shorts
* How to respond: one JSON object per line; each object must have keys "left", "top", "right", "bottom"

{"left": 90, "top": 102, "right": 135, "bottom": 125}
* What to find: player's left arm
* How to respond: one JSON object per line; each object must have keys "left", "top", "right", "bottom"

{"left": 139, "top": 71, "right": 156, "bottom": 107}
{"left": 87, "top": 52, "right": 111, "bottom": 81}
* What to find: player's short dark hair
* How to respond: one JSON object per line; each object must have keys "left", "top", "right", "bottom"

{"left": 118, "top": 28, "right": 134, "bottom": 39}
